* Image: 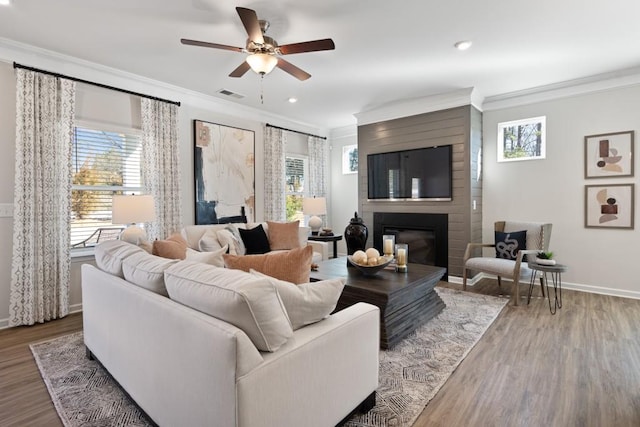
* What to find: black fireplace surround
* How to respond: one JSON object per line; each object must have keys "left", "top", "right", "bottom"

{"left": 373, "top": 212, "right": 448, "bottom": 280}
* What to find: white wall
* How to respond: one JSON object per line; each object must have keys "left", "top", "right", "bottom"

{"left": 483, "top": 85, "right": 640, "bottom": 298}
{"left": 329, "top": 126, "right": 359, "bottom": 255}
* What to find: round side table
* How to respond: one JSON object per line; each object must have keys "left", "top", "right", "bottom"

{"left": 527, "top": 261, "right": 567, "bottom": 314}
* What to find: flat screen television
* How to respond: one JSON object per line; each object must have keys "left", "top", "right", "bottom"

{"left": 367, "top": 145, "right": 452, "bottom": 201}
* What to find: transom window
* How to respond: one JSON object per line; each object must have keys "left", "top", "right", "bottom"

{"left": 70, "top": 123, "right": 143, "bottom": 250}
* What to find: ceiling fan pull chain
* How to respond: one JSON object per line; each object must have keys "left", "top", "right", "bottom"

{"left": 260, "top": 74, "right": 265, "bottom": 104}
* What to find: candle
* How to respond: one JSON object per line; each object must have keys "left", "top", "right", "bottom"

{"left": 397, "top": 248, "right": 406, "bottom": 266}
{"left": 384, "top": 239, "right": 393, "bottom": 255}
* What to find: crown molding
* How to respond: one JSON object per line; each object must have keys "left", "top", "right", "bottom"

{"left": 482, "top": 66, "right": 640, "bottom": 111}
{"left": 0, "top": 37, "right": 326, "bottom": 136}
{"left": 330, "top": 124, "right": 357, "bottom": 140}
{"left": 354, "top": 87, "right": 484, "bottom": 126}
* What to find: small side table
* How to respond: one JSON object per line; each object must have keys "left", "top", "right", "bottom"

{"left": 308, "top": 234, "right": 343, "bottom": 259}
{"left": 527, "top": 261, "right": 567, "bottom": 314}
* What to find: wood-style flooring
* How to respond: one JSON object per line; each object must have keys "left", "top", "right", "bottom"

{"left": 1, "top": 280, "right": 639, "bottom": 427}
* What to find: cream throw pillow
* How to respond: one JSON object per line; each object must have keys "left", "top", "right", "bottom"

{"left": 198, "top": 229, "right": 223, "bottom": 252}
{"left": 165, "top": 261, "right": 293, "bottom": 352}
{"left": 185, "top": 245, "right": 228, "bottom": 267}
{"left": 250, "top": 270, "right": 345, "bottom": 330}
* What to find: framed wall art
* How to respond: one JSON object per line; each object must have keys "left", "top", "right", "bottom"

{"left": 584, "top": 130, "right": 634, "bottom": 178}
{"left": 194, "top": 120, "right": 255, "bottom": 224}
{"left": 342, "top": 144, "right": 358, "bottom": 174}
{"left": 585, "top": 183, "right": 634, "bottom": 229}
{"left": 497, "top": 116, "right": 546, "bottom": 162}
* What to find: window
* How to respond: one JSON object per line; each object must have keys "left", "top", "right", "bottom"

{"left": 285, "top": 155, "right": 308, "bottom": 222}
{"left": 497, "top": 116, "right": 546, "bottom": 162}
{"left": 70, "top": 123, "right": 143, "bottom": 251}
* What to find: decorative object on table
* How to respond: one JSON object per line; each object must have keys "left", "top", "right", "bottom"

{"left": 319, "top": 228, "right": 334, "bottom": 236}
{"left": 395, "top": 243, "right": 408, "bottom": 273}
{"left": 584, "top": 130, "right": 634, "bottom": 179}
{"left": 112, "top": 194, "right": 156, "bottom": 244}
{"left": 535, "top": 251, "right": 556, "bottom": 265}
{"left": 382, "top": 234, "right": 395, "bottom": 257}
{"left": 342, "top": 144, "right": 358, "bottom": 174}
{"left": 194, "top": 120, "right": 255, "bottom": 225}
{"left": 344, "top": 212, "right": 368, "bottom": 265}
{"left": 303, "top": 196, "right": 327, "bottom": 235}
{"left": 585, "top": 183, "right": 634, "bottom": 229}
{"left": 347, "top": 248, "right": 394, "bottom": 276}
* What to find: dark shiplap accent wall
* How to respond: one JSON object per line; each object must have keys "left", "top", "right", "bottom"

{"left": 357, "top": 105, "right": 483, "bottom": 278}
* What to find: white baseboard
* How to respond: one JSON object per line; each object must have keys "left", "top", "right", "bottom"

{"left": 0, "top": 303, "right": 83, "bottom": 331}
{"left": 447, "top": 273, "right": 640, "bottom": 300}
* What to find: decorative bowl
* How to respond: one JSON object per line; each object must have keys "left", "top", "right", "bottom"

{"left": 347, "top": 255, "right": 394, "bottom": 276}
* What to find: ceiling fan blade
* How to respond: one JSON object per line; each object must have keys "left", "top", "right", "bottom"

{"left": 236, "top": 7, "right": 264, "bottom": 45}
{"left": 181, "top": 38, "right": 243, "bottom": 52}
{"left": 278, "top": 38, "right": 335, "bottom": 55}
{"left": 229, "top": 61, "right": 251, "bottom": 78}
{"left": 276, "top": 58, "right": 311, "bottom": 81}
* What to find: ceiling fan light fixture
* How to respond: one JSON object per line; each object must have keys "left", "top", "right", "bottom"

{"left": 246, "top": 53, "right": 278, "bottom": 75}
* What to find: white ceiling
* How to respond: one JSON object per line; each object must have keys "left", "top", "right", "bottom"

{"left": 1, "top": 0, "right": 640, "bottom": 129}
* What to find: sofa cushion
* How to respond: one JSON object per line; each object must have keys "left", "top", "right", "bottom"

{"left": 164, "top": 261, "right": 293, "bottom": 352}
{"left": 122, "top": 251, "right": 179, "bottom": 296}
{"left": 494, "top": 230, "right": 527, "bottom": 260}
{"left": 250, "top": 270, "right": 345, "bottom": 330}
{"left": 266, "top": 220, "right": 301, "bottom": 250}
{"left": 185, "top": 245, "right": 228, "bottom": 267}
{"left": 94, "top": 240, "right": 146, "bottom": 278}
{"left": 153, "top": 233, "right": 188, "bottom": 260}
{"left": 223, "top": 245, "right": 313, "bottom": 284}
{"left": 239, "top": 224, "right": 271, "bottom": 255}
{"left": 198, "top": 228, "right": 223, "bottom": 252}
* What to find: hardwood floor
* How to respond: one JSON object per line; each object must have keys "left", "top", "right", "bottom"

{"left": 1, "top": 281, "right": 639, "bottom": 427}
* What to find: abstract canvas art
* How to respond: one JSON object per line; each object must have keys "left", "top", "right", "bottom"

{"left": 584, "top": 131, "right": 634, "bottom": 178}
{"left": 585, "top": 184, "right": 634, "bottom": 229}
{"left": 194, "top": 120, "right": 255, "bottom": 224}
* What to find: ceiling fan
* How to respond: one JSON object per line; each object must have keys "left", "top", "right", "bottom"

{"left": 181, "top": 7, "right": 335, "bottom": 81}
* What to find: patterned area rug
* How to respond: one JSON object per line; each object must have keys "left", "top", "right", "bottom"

{"left": 30, "top": 287, "right": 507, "bottom": 427}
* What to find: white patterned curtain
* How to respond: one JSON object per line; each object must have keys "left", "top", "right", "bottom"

{"left": 263, "top": 125, "right": 286, "bottom": 221}
{"left": 9, "top": 69, "right": 75, "bottom": 326}
{"left": 308, "top": 134, "right": 328, "bottom": 199}
{"left": 141, "top": 98, "right": 182, "bottom": 240}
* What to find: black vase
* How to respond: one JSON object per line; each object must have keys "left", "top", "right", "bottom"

{"left": 344, "top": 212, "right": 368, "bottom": 266}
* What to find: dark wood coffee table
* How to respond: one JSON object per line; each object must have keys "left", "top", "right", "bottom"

{"left": 310, "top": 257, "right": 446, "bottom": 349}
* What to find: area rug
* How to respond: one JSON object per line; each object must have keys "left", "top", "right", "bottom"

{"left": 30, "top": 287, "right": 507, "bottom": 427}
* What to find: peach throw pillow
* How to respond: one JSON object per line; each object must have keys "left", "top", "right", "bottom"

{"left": 223, "top": 245, "right": 313, "bottom": 284}
{"left": 266, "top": 220, "right": 301, "bottom": 250}
{"left": 152, "top": 233, "right": 188, "bottom": 260}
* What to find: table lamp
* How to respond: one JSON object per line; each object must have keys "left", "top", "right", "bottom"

{"left": 303, "top": 196, "right": 326, "bottom": 235}
{"left": 112, "top": 194, "right": 156, "bottom": 244}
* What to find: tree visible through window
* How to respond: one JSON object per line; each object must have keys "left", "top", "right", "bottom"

{"left": 285, "top": 156, "right": 307, "bottom": 222}
{"left": 70, "top": 125, "right": 142, "bottom": 250}
{"left": 497, "top": 116, "right": 546, "bottom": 162}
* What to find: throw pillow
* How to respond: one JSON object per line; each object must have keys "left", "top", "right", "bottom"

{"left": 250, "top": 270, "right": 345, "bottom": 330}
{"left": 239, "top": 224, "right": 271, "bottom": 254}
{"left": 223, "top": 245, "right": 313, "bottom": 284}
{"left": 152, "top": 233, "right": 188, "bottom": 260}
{"left": 198, "top": 228, "right": 223, "bottom": 252}
{"left": 266, "top": 220, "right": 301, "bottom": 250}
{"left": 185, "top": 245, "right": 228, "bottom": 267}
{"left": 165, "top": 261, "right": 293, "bottom": 352}
{"left": 216, "top": 227, "right": 246, "bottom": 255}
{"left": 495, "top": 230, "right": 527, "bottom": 260}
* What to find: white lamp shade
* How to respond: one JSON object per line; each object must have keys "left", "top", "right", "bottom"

{"left": 302, "top": 197, "right": 327, "bottom": 216}
{"left": 246, "top": 53, "right": 278, "bottom": 75}
{"left": 112, "top": 195, "right": 156, "bottom": 225}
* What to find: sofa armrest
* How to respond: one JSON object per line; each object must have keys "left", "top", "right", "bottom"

{"left": 307, "top": 240, "right": 329, "bottom": 260}
{"left": 237, "top": 302, "right": 380, "bottom": 427}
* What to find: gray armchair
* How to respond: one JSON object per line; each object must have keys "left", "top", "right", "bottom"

{"left": 463, "top": 221, "right": 552, "bottom": 305}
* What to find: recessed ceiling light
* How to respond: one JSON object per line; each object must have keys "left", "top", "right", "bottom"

{"left": 288, "top": 97, "right": 298, "bottom": 103}
{"left": 454, "top": 41, "right": 472, "bottom": 51}
{"left": 0, "top": 0, "right": 12, "bottom": 6}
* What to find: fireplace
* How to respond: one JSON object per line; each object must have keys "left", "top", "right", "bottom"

{"left": 373, "top": 212, "right": 448, "bottom": 280}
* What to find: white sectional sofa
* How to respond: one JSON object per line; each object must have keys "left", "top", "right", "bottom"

{"left": 82, "top": 241, "right": 379, "bottom": 427}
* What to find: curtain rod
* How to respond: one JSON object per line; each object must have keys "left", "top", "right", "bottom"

{"left": 266, "top": 123, "right": 326, "bottom": 140}
{"left": 13, "top": 62, "right": 181, "bottom": 107}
